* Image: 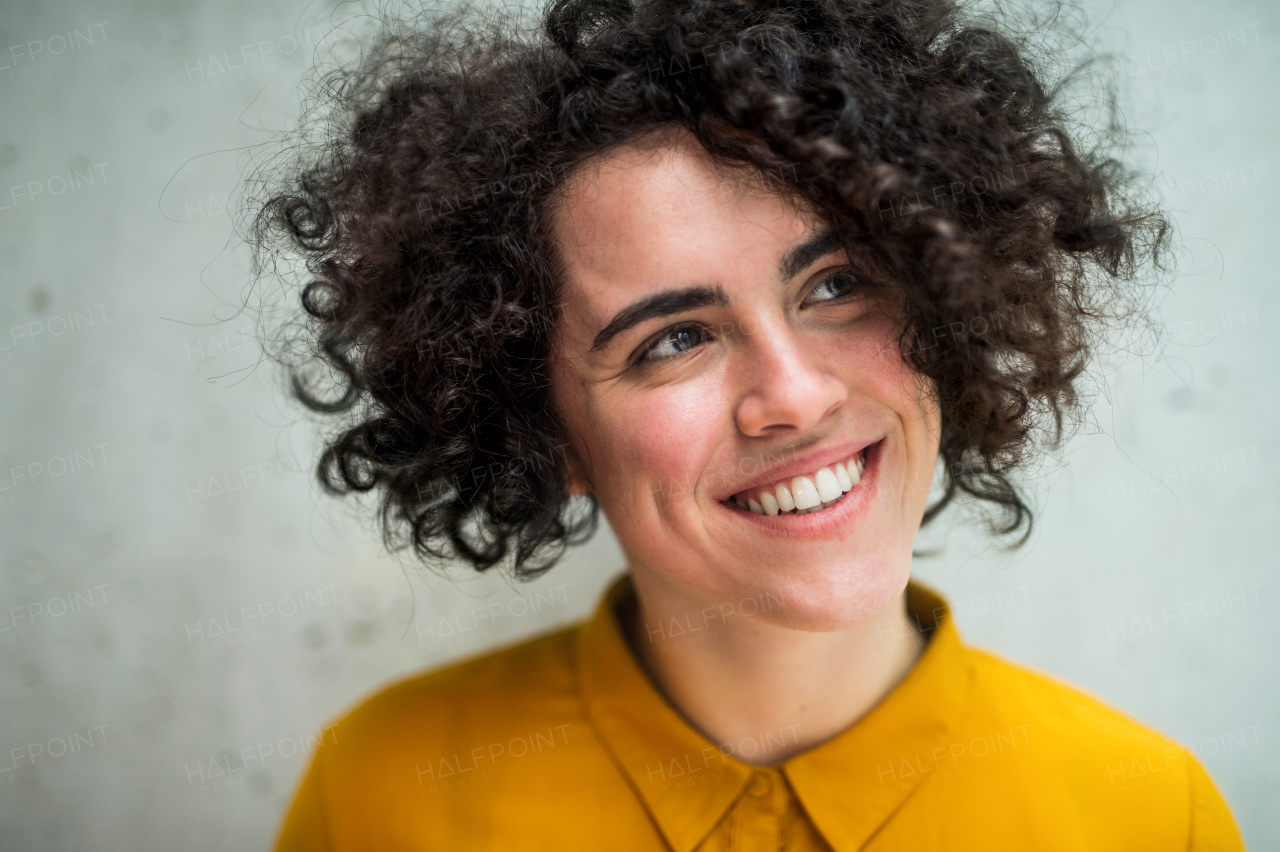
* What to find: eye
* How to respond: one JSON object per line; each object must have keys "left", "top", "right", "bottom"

{"left": 639, "top": 324, "right": 709, "bottom": 363}
{"left": 802, "top": 269, "right": 862, "bottom": 306}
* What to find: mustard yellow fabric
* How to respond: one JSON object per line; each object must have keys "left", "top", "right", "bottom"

{"left": 274, "top": 575, "right": 1244, "bottom": 851}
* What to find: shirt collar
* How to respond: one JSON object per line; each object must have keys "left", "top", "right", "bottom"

{"left": 575, "top": 573, "right": 973, "bottom": 852}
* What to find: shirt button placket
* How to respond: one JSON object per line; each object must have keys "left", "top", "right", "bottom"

{"left": 733, "top": 769, "right": 786, "bottom": 851}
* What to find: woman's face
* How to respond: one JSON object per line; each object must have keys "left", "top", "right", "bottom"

{"left": 547, "top": 130, "right": 941, "bottom": 630}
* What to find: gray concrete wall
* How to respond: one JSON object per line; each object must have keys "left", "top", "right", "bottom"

{"left": 0, "top": 0, "right": 1275, "bottom": 848}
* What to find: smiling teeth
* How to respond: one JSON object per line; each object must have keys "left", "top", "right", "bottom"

{"left": 834, "top": 462, "right": 852, "bottom": 491}
{"left": 791, "top": 475, "right": 821, "bottom": 510}
{"left": 736, "top": 454, "right": 866, "bottom": 516}
{"left": 775, "top": 484, "right": 795, "bottom": 512}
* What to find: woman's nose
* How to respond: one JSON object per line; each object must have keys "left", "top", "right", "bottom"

{"left": 733, "top": 319, "right": 847, "bottom": 438}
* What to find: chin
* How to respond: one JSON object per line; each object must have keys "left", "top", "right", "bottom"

{"left": 756, "top": 549, "right": 914, "bottom": 633}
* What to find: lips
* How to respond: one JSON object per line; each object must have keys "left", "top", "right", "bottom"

{"left": 731, "top": 450, "right": 867, "bottom": 515}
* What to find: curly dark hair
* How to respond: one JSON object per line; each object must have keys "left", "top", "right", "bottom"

{"left": 251, "top": 0, "right": 1167, "bottom": 578}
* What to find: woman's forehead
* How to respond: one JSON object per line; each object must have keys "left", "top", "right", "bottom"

{"left": 555, "top": 138, "right": 816, "bottom": 288}
{"left": 559, "top": 130, "right": 812, "bottom": 235}
{"left": 552, "top": 192, "right": 817, "bottom": 350}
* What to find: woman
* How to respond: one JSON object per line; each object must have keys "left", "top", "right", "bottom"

{"left": 257, "top": 0, "right": 1243, "bottom": 847}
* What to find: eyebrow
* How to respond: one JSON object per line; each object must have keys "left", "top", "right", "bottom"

{"left": 589, "top": 286, "right": 728, "bottom": 352}
{"left": 778, "top": 229, "right": 845, "bottom": 282}
{"left": 587, "top": 228, "right": 846, "bottom": 353}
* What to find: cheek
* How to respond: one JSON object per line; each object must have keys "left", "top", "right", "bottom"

{"left": 827, "top": 314, "right": 917, "bottom": 401}
{"left": 586, "top": 377, "right": 727, "bottom": 507}
{"left": 830, "top": 315, "right": 939, "bottom": 478}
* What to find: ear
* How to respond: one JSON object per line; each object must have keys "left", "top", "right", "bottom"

{"left": 560, "top": 438, "right": 593, "bottom": 497}
{"left": 566, "top": 472, "right": 592, "bottom": 497}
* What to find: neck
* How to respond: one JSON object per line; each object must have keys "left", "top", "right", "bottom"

{"left": 620, "top": 574, "right": 927, "bottom": 765}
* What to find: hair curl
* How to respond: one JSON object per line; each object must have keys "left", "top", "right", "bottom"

{"left": 251, "top": 0, "right": 1168, "bottom": 578}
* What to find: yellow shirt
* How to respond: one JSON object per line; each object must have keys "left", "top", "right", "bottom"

{"left": 274, "top": 575, "right": 1244, "bottom": 850}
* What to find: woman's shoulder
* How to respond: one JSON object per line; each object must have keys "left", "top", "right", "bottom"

{"left": 951, "top": 642, "right": 1242, "bottom": 849}
{"left": 326, "top": 621, "right": 585, "bottom": 754}
{"left": 961, "top": 643, "right": 1182, "bottom": 753}
{"left": 273, "top": 620, "right": 630, "bottom": 850}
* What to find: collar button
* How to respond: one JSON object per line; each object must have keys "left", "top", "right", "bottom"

{"left": 747, "top": 771, "right": 773, "bottom": 798}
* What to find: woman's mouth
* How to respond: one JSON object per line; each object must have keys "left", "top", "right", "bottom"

{"left": 729, "top": 447, "right": 869, "bottom": 516}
